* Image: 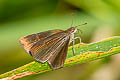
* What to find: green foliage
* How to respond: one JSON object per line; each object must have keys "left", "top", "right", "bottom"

{"left": 0, "top": 0, "right": 120, "bottom": 80}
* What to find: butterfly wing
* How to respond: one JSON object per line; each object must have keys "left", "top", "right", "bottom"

{"left": 19, "top": 29, "right": 63, "bottom": 53}
{"left": 29, "top": 32, "right": 69, "bottom": 63}
{"left": 48, "top": 37, "right": 70, "bottom": 69}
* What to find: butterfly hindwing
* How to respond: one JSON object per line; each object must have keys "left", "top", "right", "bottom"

{"left": 19, "top": 29, "right": 63, "bottom": 53}
{"left": 48, "top": 37, "right": 70, "bottom": 69}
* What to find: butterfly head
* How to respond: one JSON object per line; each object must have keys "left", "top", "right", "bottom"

{"left": 66, "top": 27, "right": 78, "bottom": 34}
{"left": 66, "top": 23, "right": 87, "bottom": 34}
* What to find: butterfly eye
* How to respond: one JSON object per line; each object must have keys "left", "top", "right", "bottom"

{"left": 63, "top": 38, "right": 67, "bottom": 41}
{"left": 72, "top": 29, "right": 75, "bottom": 32}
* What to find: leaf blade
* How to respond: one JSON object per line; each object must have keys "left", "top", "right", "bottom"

{"left": 0, "top": 36, "right": 120, "bottom": 79}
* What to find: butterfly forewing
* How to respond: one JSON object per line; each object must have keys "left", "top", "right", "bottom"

{"left": 48, "top": 37, "right": 70, "bottom": 69}
{"left": 19, "top": 29, "right": 63, "bottom": 53}
{"left": 29, "top": 32, "right": 68, "bottom": 63}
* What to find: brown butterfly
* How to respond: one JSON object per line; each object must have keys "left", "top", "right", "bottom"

{"left": 19, "top": 23, "right": 87, "bottom": 69}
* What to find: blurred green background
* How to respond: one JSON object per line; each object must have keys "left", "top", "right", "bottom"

{"left": 0, "top": 0, "right": 120, "bottom": 80}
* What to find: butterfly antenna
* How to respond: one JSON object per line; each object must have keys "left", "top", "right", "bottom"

{"left": 77, "top": 22, "right": 87, "bottom": 27}
{"left": 76, "top": 22, "right": 87, "bottom": 34}
{"left": 71, "top": 13, "right": 74, "bottom": 27}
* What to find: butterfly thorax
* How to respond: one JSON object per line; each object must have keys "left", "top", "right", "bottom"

{"left": 65, "top": 27, "right": 77, "bottom": 35}
{"left": 65, "top": 27, "right": 77, "bottom": 43}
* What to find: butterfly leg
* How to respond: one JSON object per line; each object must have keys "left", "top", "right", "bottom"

{"left": 72, "top": 39, "right": 75, "bottom": 56}
{"left": 71, "top": 37, "right": 81, "bottom": 56}
{"left": 74, "top": 37, "right": 81, "bottom": 48}
{"left": 74, "top": 37, "right": 81, "bottom": 43}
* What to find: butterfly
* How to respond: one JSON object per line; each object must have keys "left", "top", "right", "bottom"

{"left": 19, "top": 23, "right": 86, "bottom": 69}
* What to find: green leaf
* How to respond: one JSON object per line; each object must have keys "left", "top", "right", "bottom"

{"left": 0, "top": 36, "right": 120, "bottom": 80}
